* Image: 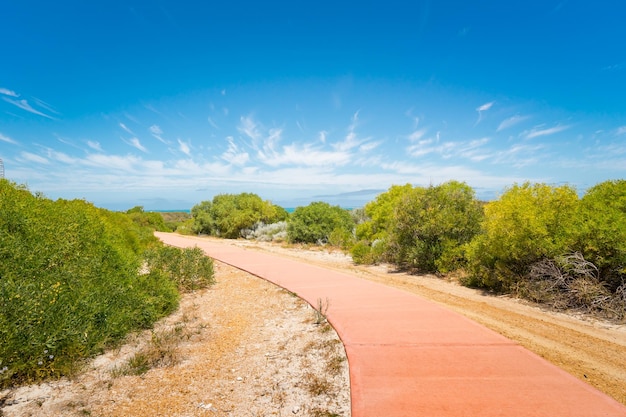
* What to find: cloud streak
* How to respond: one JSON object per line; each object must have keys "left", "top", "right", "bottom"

{"left": 497, "top": 115, "right": 530, "bottom": 131}
{"left": 525, "top": 125, "right": 570, "bottom": 139}
{"left": 124, "top": 137, "right": 148, "bottom": 153}
{"left": 3, "top": 97, "right": 56, "bottom": 119}
{"left": 475, "top": 101, "right": 494, "bottom": 125}
{"left": 0, "top": 88, "right": 19, "bottom": 97}
{"left": 178, "top": 139, "right": 191, "bottom": 156}
{"left": 0, "top": 133, "right": 19, "bottom": 145}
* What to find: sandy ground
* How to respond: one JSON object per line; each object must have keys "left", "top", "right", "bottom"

{"left": 2, "top": 236, "right": 626, "bottom": 415}
{"left": 0, "top": 260, "right": 351, "bottom": 417}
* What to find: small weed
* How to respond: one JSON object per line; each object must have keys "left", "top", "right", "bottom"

{"left": 111, "top": 327, "right": 184, "bottom": 377}
{"left": 310, "top": 407, "right": 341, "bottom": 417}
{"left": 314, "top": 297, "right": 330, "bottom": 325}
{"left": 303, "top": 372, "right": 332, "bottom": 396}
{"left": 325, "top": 355, "right": 346, "bottom": 376}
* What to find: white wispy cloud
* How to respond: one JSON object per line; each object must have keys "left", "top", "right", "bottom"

{"left": 405, "top": 108, "right": 421, "bottom": 129}
{"left": 32, "top": 97, "right": 60, "bottom": 116}
{"left": 238, "top": 115, "right": 261, "bottom": 141}
{"left": 475, "top": 101, "right": 495, "bottom": 125}
{"left": 119, "top": 123, "right": 135, "bottom": 135}
{"left": 333, "top": 110, "right": 368, "bottom": 152}
{"left": 20, "top": 151, "right": 49, "bottom": 164}
{"left": 84, "top": 153, "right": 146, "bottom": 172}
{"left": 46, "top": 149, "right": 77, "bottom": 164}
{"left": 497, "top": 115, "right": 530, "bottom": 131}
{"left": 222, "top": 137, "right": 249, "bottom": 166}
{"left": 207, "top": 117, "right": 219, "bottom": 130}
{"left": 178, "top": 139, "right": 191, "bottom": 156}
{"left": 476, "top": 101, "right": 495, "bottom": 112}
{"left": 408, "top": 128, "right": 428, "bottom": 142}
{"left": 407, "top": 138, "right": 436, "bottom": 157}
{"left": 0, "top": 88, "right": 18, "bottom": 97}
{"left": 124, "top": 137, "right": 148, "bottom": 153}
{"left": 525, "top": 124, "right": 570, "bottom": 139}
{"left": 492, "top": 143, "right": 547, "bottom": 167}
{"left": 149, "top": 124, "right": 168, "bottom": 143}
{"left": 3, "top": 97, "right": 56, "bottom": 119}
{"left": 615, "top": 126, "right": 626, "bottom": 135}
{"left": 359, "top": 141, "right": 381, "bottom": 153}
{"left": 259, "top": 142, "right": 352, "bottom": 167}
{"left": 0, "top": 132, "right": 18, "bottom": 145}
{"left": 407, "top": 136, "right": 490, "bottom": 162}
{"left": 87, "top": 141, "right": 103, "bottom": 152}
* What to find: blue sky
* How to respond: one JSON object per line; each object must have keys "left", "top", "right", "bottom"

{"left": 1, "top": 1, "right": 625, "bottom": 210}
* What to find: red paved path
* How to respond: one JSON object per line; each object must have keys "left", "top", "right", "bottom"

{"left": 156, "top": 233, "right": 626, "bottom": 417}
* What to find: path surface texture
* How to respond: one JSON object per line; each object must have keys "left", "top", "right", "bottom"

{"left": 156, "top": 233, "right": 626, "bottom": 417}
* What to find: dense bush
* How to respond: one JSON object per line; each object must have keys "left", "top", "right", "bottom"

{"left": 572, "top": 180, "right": 626, "bottom": 291}
{"left": 191, "top": 193, "right": 288, "bottom": 238}
{"left": 465, "top": 182, "right": 579, "bottom": 291}
{"left": 287, "top": 202, "right": 355, "bottom": 244}
{"left": 386, "top": 181, "right": 483, "bottom": 273}
{"left": 144, "top": 245, "right": 214, "bottom": 292}
{"left": 352, "top": 184, "right": 413, "bottom": 264}
{"left": 126, "top": 206, "right": 171, "bottom": 232}
{"left": 160, "top": 211, "right": 193, "bottom": 233}
{"left": 0, "top": 180, "right": 180, "bottom": 387}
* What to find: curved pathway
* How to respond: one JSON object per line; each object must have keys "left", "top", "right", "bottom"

{"left": 156, "top": 233, "right": 626, "bottom": 417}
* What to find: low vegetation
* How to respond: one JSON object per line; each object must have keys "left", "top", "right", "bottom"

{"left": 288, "top": 202, "right": 355, "bottom": 245}
{"left": 0, "top": 180, "right": 213, "bottom": 388}
{"left": 188, "top": 181, "right": 625, "bottom": 321}
{"left": 190, "top": 192, "right": 287, "bottom": 238}
{"left": 3, "top": 173, "right": 623, "bottom": 389}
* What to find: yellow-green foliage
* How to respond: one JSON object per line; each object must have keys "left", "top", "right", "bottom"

{"left": 126, "top": 206, "right": 171, "bottom": 232}
{"left": 144, "top": 245, "right": 214, "bottom": 292}
{"left": 0, "top": 180, "right": 179, "bottom": 387}
{"left": 287, "top": 202, "right": 355, "bottom": 244}
{"left": 352, "top": 182, "right": 483, "bottom": 271}
{"left": 388, "top": 181, "right": 484, "bottom": 273}
{"left": 573, "top": 180, "right": 626, "bottom": 291}
{"left": 465, "top": 182, "right": 579, "bottom": 290}
{"left": 191, "top": 193, "right": 288, "bottom": 238}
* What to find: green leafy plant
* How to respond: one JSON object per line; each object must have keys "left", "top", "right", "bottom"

{"left": 143, "top": 245, "right": 215, "bottom": 292}
{"left": 0, "top": 180, "right": 179, "bottom": 388}
{"left": 465, "top": 182, "right": 579, "bottom": 291}
{"left": 386, "top": 181, "right": 484, "bottom": 273}
{"left": 287, "top": 202, "right": 354, "bottom": 244}
{"left": 191, "top": 193, "right": 287, "bottom": 238}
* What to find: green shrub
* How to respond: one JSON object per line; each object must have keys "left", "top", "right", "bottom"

{"left": 387, "top": 181, "right": 483, "bottom": 273}
{"left": 126, "top": 206, "right": 171, "bottom": 232}
{"left": 287, "top": 202, "right": 355, "bottom": 244}
{"left": 465, "top": 182, "right": 579, "bottom": 291}
{"left": 191, "top": 193, "right": 287, "bottom": 238}
{"left": 351, "top": 241, "right": 373, "bottom": 264}
{"left": 144, "top": 245, "right": 215, "bottom": 292}
{"left": 0, "top": 180, "right": 179, "bottom": 387}
{"left": 572, "top": 180, "right": 626, "bottom": 291}
{"left": 355, "top": 184, "right": 413, "bottom": 244}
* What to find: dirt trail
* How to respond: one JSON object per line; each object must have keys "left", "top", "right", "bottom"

{"left": 227, "top": 238, "right": 626, "bottom": 406}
